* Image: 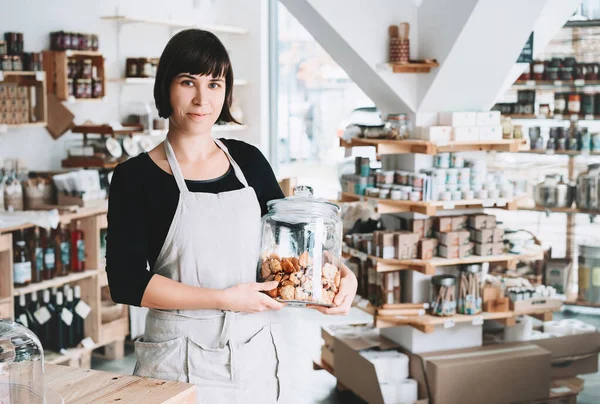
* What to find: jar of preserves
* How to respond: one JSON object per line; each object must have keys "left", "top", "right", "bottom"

{"left": 92, "top": 73, "right": 103, "bottom": 99}
{"left": 257, "top": 185, "right": 342, "bottom": 307}
{"left": 587, "top": 63, "right": 599, "bottom": 81}
{"left": 92, "top": 34, "right": 99, "bottom": 51}
{"left": 74, "top": 78, "right": 87, "bottom": 98}
{"left": 63, "top": 32, "right": 72, "bottom": 50}
{"left": 532, "top": 60, "right": 545, "bottom": 81}
{"left": 126, "top": 58, "right": 138, "bottom": 77}
{"left": 82, "top": 59, "right": 93, "bottom": 79}
{"left": 71, "top": 33, "right": 80, "bottom": 50}
{"left": 142, "top": 58, "right": 153, "bottom": 78}
{"left": 568, "top": 94, "right": 581, "bottom": 115}
{"left": 1, "top": 55, "right": 12, "bottom": 71}
{"left": 11, "top": 56, "right": 22, "bottom": 71}
{"left": 554, "top": 93, "right": 567, "bottom": 115}
{"left": 67, "top": 79, "right": 74, "bottom": 98}
{"left": 0, "top": 41, "right": 6, "bottom": 56}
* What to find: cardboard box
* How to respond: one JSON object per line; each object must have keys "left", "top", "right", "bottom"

{"left": 434, "top": 217, "right": 453, "bottom": 233}
{"left": 439, "top": 111, "right": 477, "bottom": 127}
{"left": 439, "top": 244, "right": 459, "bottom": 259}
{"left": 419, "top": 238, "right": 438, "bottom": 260}
{"left": 469, "top": 214, "right": 496, "bottom": 229}
{"left": 479, "top": 125, "right": 503, "bottom": 141}
{"left": 474, "top": 242, "right": 493, "bottom": 256}
{"left": 375, "top": 231, "right": 396, "bottom": 259}
{"left": 321, "top": 323, "right": 376, "bottom": 349}
{"left": 403, "top": 218, "right": 425, "bottom": 238}
{"left": 483, "top": 297, "right": 509, "bottom": 312}
{"left": 334, "top": 335, "right": 429, "bottom": 404}
{"left": 476, "top": 111, "right": 501, "bottom": 126}
{"left": 420, "top": 126, "right": 452, "bottom": 144}
{"left": 510, "top": 298, "right": 563, "bottom": 314}
{"left": 381, "top": 323, "right": 482, "bottom": 354}
{"left": 395, "top": 232, "right": 420, "bottom": 259}
{"left": 470, "top": 228, "right": 494, "bottom": 244}
{"left": 493, "top": 228, "right": 504, "bottom": 243}
{"left": 459, "top": 243, "right": 474, "bottom": 258}
{"left": 424, "top": 218, "right": 433, "bottom": 238}
{"left": 419, "top": 344, "right": 551, "bottom": 404}
{"left": 321, "top": 345, "right": 334, "bottom": 369}
{"left": 451, "top": 215, "right": 468, "bottom": 230}
{"left": 438, "top": 231, "right": 470, "bottom": 247}
{"left": 453, "top": 126, "right": 480, "bottom": 142}
{"left": 492, "top": 242, "right": 504, "bottom": 255}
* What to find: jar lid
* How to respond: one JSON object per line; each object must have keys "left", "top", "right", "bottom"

{"left": 432, "top": 274, "right": 456, "bottom": 286}
{"left": 459, "top": 264, "right": 482, "bottom": 273}
{"left": 267, "top": 185, "right": 340, "bottom": 217}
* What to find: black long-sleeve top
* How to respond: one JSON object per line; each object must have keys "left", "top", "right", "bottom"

{"left": 105, "top": 139, "right": 284, "bottom": 306}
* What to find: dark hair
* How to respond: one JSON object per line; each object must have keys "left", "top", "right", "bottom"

{"left": 154, "top": 29, "right": 238, "bottom": 123}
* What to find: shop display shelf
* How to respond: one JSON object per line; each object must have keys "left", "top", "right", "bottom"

{"left": 339, "top": 192, "right": 519, "bottom": 215}
{"left": 100, "top": 15, "right": 248, "bottom": 35}
{"left": 375, "top": 311, "right": 515, "bottom": 333}
{"left": 518, "top": 149, "right": 600, "bottom": 157}
{"left": 517, "top": 205, "right": 600, "bottom": 216}
{"left": 0, "top": 70, "right": 48, "bottom": 126}
{"left": 343, "top": 245, "right": 544, "bottom": 275}
{"left": 0, "top": 205, "right": 107, "bottom": 234}
{"left": 63, "top": 97, "right": 106, "bottom": 103}
{"left": 45, "top": 346, "right": 94, "bottom": 368}
{"left": 505, "top": 113, "right": 600, "bottom": 122}
{"left": 43, "top": 50, "right": 105, "bottom": 101}
{"left": 512, "top": 79, "right": 600, "bottom": 89}
{"left": 61, "top": 156, "right": 119, "bottom": 170}
{"left": 340, "top": 137, "right": 527, "bottom": 155}
{"left": 376, "top": 60, "right": 440, "bottom": 73}
{"left": 13, "top": 269, "right": 100, "bottom": 296}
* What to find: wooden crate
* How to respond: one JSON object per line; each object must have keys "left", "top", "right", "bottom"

{"left": 0, "top": 234, "right": 14, "bottom": 320}
{"left": 0, "top": 71, "right": 48, "bottom": 125}
{"left": 43, "top": 50, "right": 105, "bottom": 101}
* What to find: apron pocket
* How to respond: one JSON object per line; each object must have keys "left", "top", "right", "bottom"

{"left": 134, "top": 336, "right": 186, "bottom": 382}
{"left": 237, "top": 325, "right": 279, "bottom": 381}
{"left": 187, "top": 337, "right": 232, "bottom": 383}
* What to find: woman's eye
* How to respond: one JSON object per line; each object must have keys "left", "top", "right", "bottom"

{"left": 209, "top": 82, "right": 221, "bottom": 89}
{"left": 181, "top": 80, "right": 194, "bottom": 87}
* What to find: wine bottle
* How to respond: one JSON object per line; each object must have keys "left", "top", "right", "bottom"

{"left": 13, "top": 230, "right": 32, "bottom": 287}
{"left": 73, "top": 285, "right": 87, "bottom": 345}
{"left": 40, "top": 289, "right": 56, "bottom": 349}
{"left": 42, "top": 228, "right": 57, "bottom": 280}
{"left": 29, "top": 227, "right": 43, "bottom": 283}
{"left": 71, "top": 221, "right": 85, "bottom": 272}
{"left": 15, "top": 294, "right": 31, "bottom": 330}
{"left": 58, "top": 224, "right": 71, "bottom": 276}
{"left": 27, "top": 292, "right": 40, "bottom": 337}
{"left": 65, "top": 288, "right": 76, "bottom": 348}
{"left": 55, "top": 292, "right": 66, "bottom": 352}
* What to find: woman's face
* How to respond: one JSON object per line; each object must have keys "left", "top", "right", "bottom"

{"left": 169, "top": 73, "right": 226, "bottom": 133}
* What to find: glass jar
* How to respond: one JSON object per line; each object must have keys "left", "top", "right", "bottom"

{"left": 126, "top": 58, "right": 138, "bottom": 77}
{"left": 431, "top": 275, "right": 456, "bottom": 317}
{"left": 0, "top": 320, "right": 64, "bottom": 403}
{"left": 82, "top": 59, "right": 92, "bottom": 79}
{"left": 532, "top": 60, "right": 545, "bottom": 80}
{"left": 142, "top": 58, "right": 153, "bottom": 78}
{"left": 1, "top": 55, "right": 12, "bottom": 71}
{"left": 568, "top": 94, "right": 581, "bottom": 115}
{"left": 257, "top": 185, "right": 342, "bottom": 307}
{"left": 11, "top": 56, "right": 22, "bottom": 71}
{"left": 582, "top": 93, "right": 595, "bottom": 116}
{"left": 554, "top": 93, "right": 567, "bottom": 115}
{"left": 92, "top": 76, "right": 103, "bottom": 99}
{"left": 458, "top": 265, "right": 482, "bottom": 315}
{"left": 383, "top": 113, "right": 411, "bottom": 140}
{"left": 0, "top": 41, "right": 6, "bottom": 56}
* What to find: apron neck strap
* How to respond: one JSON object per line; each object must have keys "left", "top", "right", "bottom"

{"left": 163, "top": 136, "right": 250, "bottom": 194}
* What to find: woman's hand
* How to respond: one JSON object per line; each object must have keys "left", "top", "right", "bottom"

{"left": 309, "top": 262, "right": 358, "bottom": 315}
{"left": 221, "top": 281, "right": 285, "bottom": 313}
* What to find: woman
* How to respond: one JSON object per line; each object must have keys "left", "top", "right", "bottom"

{"left": 106, "top": 29, "right": 358, "bottom": 403}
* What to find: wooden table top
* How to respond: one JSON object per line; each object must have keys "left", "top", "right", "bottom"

{"left": 45, "top": 364, "right": 196, "bottom": 404}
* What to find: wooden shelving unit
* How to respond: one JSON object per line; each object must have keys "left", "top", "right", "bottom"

{"left": 13, "top": 269, "right": 100, "bottom": 296}
{"left": 339, "top": 192, "right": 520, "bottom": 215}
{"left": 340, "top": 137, "right": 527, "bottom": 155}
{"left": 377, "top": 61, "right": 440, "bottom": 73}
{"left": 343, "top": 245, "right": 543, "bottom": 275}
{"left": 43, "top": 50, "right": 106, "bottom": 101}
{"left": 512, "top": 79, "right": 600, "bottom": 89}
{"left": 519, "top": 149, "right": 600, "bottom": 157}
{"left": 0, "top": 70, "right": 48, "bottom": 126}
{"left": 100, "top": 15, "right": 248, "bottom": 35}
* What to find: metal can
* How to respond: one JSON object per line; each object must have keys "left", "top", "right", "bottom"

{"left": 11, "top": 55, "right": 22, "bottom": 71}
{"left": 435, "top": 153, "right": 450, "bottom": 169}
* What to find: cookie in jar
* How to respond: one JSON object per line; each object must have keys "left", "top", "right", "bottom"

{"left": 257, "top": 186, "right": 342, "bottom": 307}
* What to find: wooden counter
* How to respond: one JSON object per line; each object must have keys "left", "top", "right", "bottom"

{"left": 45, "top": 364, "right": 196, "bottom": 403}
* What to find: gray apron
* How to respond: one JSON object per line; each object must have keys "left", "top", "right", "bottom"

{"left": 133, "top": 138, "right": 287, "bottom": 404}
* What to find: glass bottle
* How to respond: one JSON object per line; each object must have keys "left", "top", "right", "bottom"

{"left": 28, "top": 227, "right": 43, "bottom": 283}
{"left": 41, "top": 228, "right": 56, "bottom": 280}
{"left": 28, "top": 292, "right": 40, "bottom": 337}
{"left": 13, "top": 230, "right": 32, "bottom": 287}
{"left": 65, "top": 288, "right": 75, "bottom": 348}
{"left": 52, "top": 228, "right": 64, "bottom": 278}
{"left": 73, "top": 285, "right": 84, "bottom": 344}
{"left": 58, "top": 224, "right": 71, "bottom": 276}
{"left": 41, "top": 289, "right": 56, "bottom": 350}
{"left": 71, "top": 220, "right": 85, "bottom": 272}
{"left": 54, "top": 292, "right": 66, "bottom": 352}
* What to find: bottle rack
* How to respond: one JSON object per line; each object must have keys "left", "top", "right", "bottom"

{"left": 0, "top": 207, "right": 128, "bottom": 366}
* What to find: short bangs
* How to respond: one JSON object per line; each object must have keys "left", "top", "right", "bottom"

{"left": 154, "top": 29, "right": 238, "bottom": 123}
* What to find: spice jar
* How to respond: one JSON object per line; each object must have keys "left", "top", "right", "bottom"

{"left": 458, "top": 265, "right": 482, "bottom": 315}
{"left": 1, "top": 55, "right": 12, "bottom": 71}
{"left": 383, "top": 113, "right": 402, "bottom": 139}
{"left": 554, "top": 93, "right": 567, "bottom": 115}
{"left": 82, "top": 59, "right": 93, "bottom": 79}
{"left": 532, "top": 60, "right": 545, "bottom": 81}
{"left": 141, "top": 58, "right": 153, "bottom": 78}
{"left": 92, "top": 76, "right": 103, "bottom": 98}
{"left": 582, "top": 92, "right": 595, "bottom": 116}
{"left": 431, "top": 275, "right": 456, "bottom": 317}
{"left": 586, "top": 63, "right": 599, "bottom": 80}
{"left": 11, "top": 56, "right": 22, "bottom": 71}
{"left": 568, "top": 94, "right": 581, "bottom": 115}
{"left": 126, "top": 58, "right": 138, "bottom": 77}
{"left": 0, "top": 41, "right": 6, "bottom": 56}
{"left": 257, "top": 185, "right": 342, "bottom": 307}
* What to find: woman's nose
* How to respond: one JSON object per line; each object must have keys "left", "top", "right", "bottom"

{"left": 193, "top": 87, "right": 209, "bottom": 105}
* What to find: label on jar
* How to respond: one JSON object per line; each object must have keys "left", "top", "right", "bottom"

{"left": 75, "top": 300, "right": 92, "bottom": 319}
{"left": 574, "top": 79, "right": 585, "bottom": 86}
{"left": 568, "top": 100, "right": 581, "bottom": 113}
{"left": 34, "top": 306, "right": 52, "bottom": 325}
{"left": 13, "top": 262, "right": 31, "bottom": 284}
{"left": 61, "top": 308, "right": 73, "bottom": 326}
{"left": 77, "top": 240, "right": 85, "bottom": 263}
{"left": 19, "top": 314, "right": 28, "bottom": 328}
{"left": 44, "top": 249, "right": 55, "bottom": 270}
{"left": 35, "top": 247, "right": 43, "bottom": 273}
{"left": 60, "top": 242, "right": 70, "bottom": 266}
{"left": 533, "top": 64, "right": 544, "bottom": 74}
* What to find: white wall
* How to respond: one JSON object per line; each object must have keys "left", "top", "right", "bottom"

{"left": 0, "top": 0, "right": 268, "bottom": 171}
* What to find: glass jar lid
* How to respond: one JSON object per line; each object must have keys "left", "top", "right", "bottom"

{"left": 267, "top": 185, "right": 340, "bottom": 223}
{"left": 432, "top": 274, "right": 456, "bottom": 287}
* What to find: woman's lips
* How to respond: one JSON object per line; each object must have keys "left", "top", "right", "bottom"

{"left": 187, "top": 112, "right": 210, "bottom": 121}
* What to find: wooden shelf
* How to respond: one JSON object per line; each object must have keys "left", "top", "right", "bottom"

{"left": 517, "top": 205, "right": 600, "bottom": 216}
{"left": 518, "top": 149, "right": 600, "bottom": 156}
{"left": 340, "top": 137, "right": 527, "bottom": 155}
{"left": 343, "top": 245, "right": 544, "bottom": 275}
{"left": 43, "top": 50, "right": 105, "bottom": 102}
{"left": 62, "top": 156, "right": 119, "bottom": 169}
{"left": 505, "top": 113, "right": 600, "bottom": 122}
{"left": 513, "top": 79, "right": 600, "bottom": 89}
{"left": 64, "top": 50, "right": 103, "bottom": 57}
{"left": 375, "top": 312, "right": 515, "bottom": 333}
{"left": 0, "top": 71, "right": 44, "bottom": 78}
{"left": 101, "top": 15, "right": 248, "bottom": 35}
{"left": 377, "top": 61, "right": 440, "bottom": 73}
{"left": 13, "top": 269, "right": 99, "bottom": 296}
{"left": 1, "top": 122, "right": 47, "bottom": 130}
{"left": 339, "top": 192, "right": 519, "bottom": 215}
{"left": 0, "top": 205, "right": 107, "bottom": 234}
{"left": 0, "top": 69, "right": 48, "bottom": 127}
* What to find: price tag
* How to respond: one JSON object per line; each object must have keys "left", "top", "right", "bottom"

{"left": 554, "top": 114, "right": 563, "bottom": 120}
{"left": 19, "top": 314, "right": 28, "bottom": 328}
{"left": 0, "top": 71, "right": 4, "bottom": 81}
{"left": 497, "top": 199, "right": 507, "bottom": 207}
{"left": 482, "top": 200, "right": 495, "bottom": 208}
{"left": 423, "top": 303, "right": 430, "bottom": 309}
{"left": 443, "top": 201, "right": 455, "bottom": 210}
{"left": 75, "top": 300, "right": 92, "bottom": 319}
{"left": 570, "top": 114, "right": 579, "bottom": 122}
{"left": 525, "top": 80, "right": 536, "bottom": 86}
{"left": 61, "top": 308, "right": 73, "bottom": 326}
{"left": 574, "top": 79, "right": 585, "bottom": 86}
{"left": 545, "top": 149, "right": 555, "bottom": 155}
{"left": 555, "top": 80, "right": 563, "bottom": 86}
{"left": 80, "top": 337, "right": 96, "bottom": 349}
{"left": 551, "top": 387, "right": 572, "bottom": 394}
{"left": 443, "top": 319, "right": 455, "bottom": 329}
{"left": 585, "top": 114, "right": 595, "bottom": 121}
{"left": 0, "top": 124, "right": 7, "bottom": 133}
{"left": 34, "top": 306, "right": 52, "bottom": 325}
{"left": 35, "top": 71, "right": 45, "bottom": 81}
{"left": 472, "top": 316, "right": 484, "bottom": 326}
